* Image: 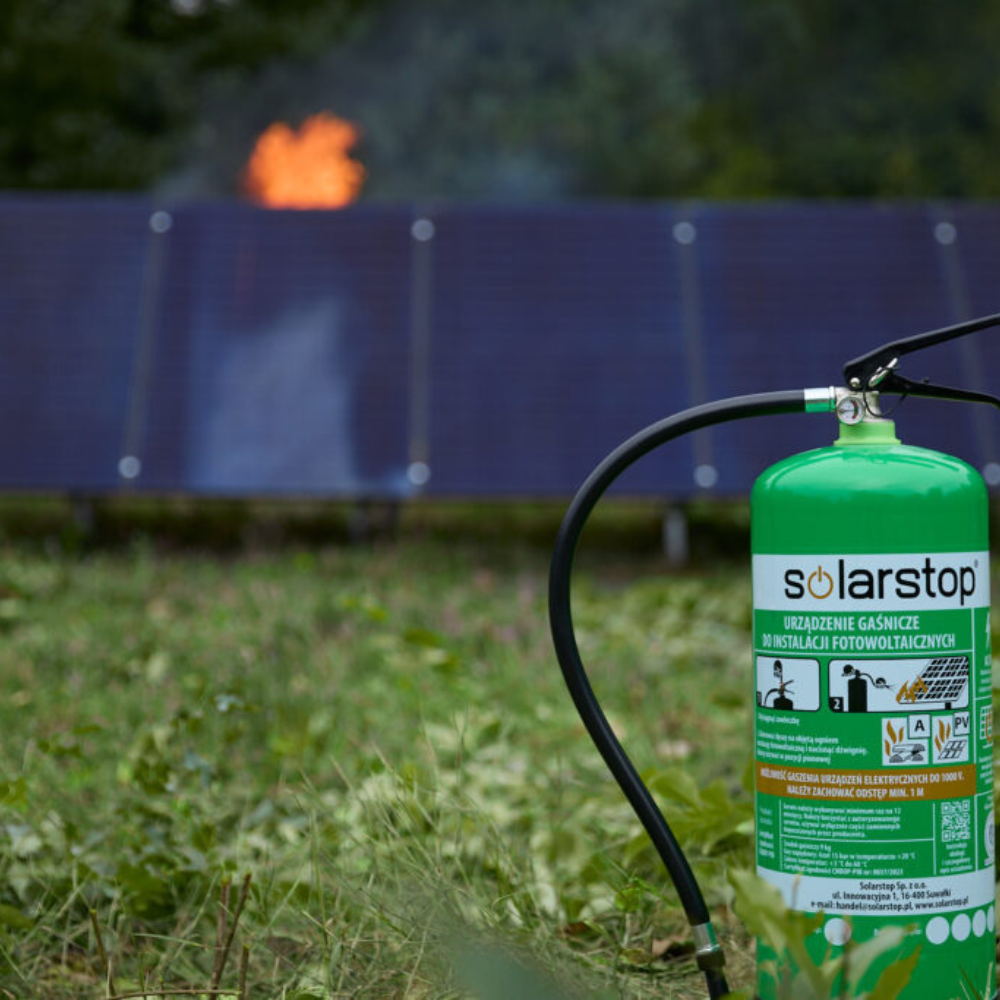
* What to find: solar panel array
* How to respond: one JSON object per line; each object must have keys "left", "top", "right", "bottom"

{"left": 1, "top": 196, "right": 999, "bottom": 498}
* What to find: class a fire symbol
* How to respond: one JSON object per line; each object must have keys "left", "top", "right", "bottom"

{"left": 934, "top": 718, "right": 952, "bottom": 753}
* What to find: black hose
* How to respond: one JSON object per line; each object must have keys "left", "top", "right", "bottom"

{"left": 548, "top": 390, "right": 807, "bottom": 999}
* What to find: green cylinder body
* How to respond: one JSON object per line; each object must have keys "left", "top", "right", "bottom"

{"left": 751, "top": 419, "right": 995, "bottom": 999}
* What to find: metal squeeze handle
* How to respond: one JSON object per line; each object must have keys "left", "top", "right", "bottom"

{"left": 844, "top": 312, "right": 1000, "bottom": 408}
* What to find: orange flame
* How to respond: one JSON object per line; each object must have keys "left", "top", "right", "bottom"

{"left": 934, "top": 719, "right": 952, "bottom": 753}
{"left": 896, "top": 676, "right": 928, "bottom": 704}
{"left": 243, "top": 112, "right": 365, "bottom": 209}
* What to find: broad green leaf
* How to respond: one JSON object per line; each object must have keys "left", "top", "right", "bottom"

{"left": 0, "top": 904, "right": 31, "bottom": 929}
{"left": 865, "top": 944, "right": 920, "bottom": 1000}
{"left": 842, "top": 924, "right": 908, "bottom": 990}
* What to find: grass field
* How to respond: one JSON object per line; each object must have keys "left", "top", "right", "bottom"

{"left": 0, "top": 501, "right": 984, "bottom": 998}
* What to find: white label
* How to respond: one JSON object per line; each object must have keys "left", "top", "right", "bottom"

{"left": 759, "top": 867, "right": 995, "bottom": 916}
{"left": 753, "top": 552, "right": 990, "bottom": 612}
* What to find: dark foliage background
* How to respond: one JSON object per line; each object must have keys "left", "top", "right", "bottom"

{"left": 2, "top": 0, "right": 999, "bottom": 200}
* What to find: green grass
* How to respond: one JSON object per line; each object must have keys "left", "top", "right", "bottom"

{"left": 0, "top": 503, "right": 880, "bottom": 996}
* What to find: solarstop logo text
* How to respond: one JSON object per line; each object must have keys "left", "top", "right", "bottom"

{"left": 779, "top": 557, "right": 979, "bottom": 607}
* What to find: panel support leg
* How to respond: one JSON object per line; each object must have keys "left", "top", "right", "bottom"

{"left": 662, "top": 504, "right": 689, "bottom": 568}
{"left": 70, "top": 495, "right": 96, "bottom": 536}
{"left": 349, "top": 499, "right": 400, "bottom": 542}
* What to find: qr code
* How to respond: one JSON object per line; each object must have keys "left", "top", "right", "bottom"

{"left": 941, "top": 799, "right": 971, "bottom": 843}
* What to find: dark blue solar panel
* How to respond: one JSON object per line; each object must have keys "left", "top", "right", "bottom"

{"left": 946, "top": 207, "right": 1000, "bottom": 317}
{"left": 0, "top": 197, "right": 995, "bottom": 501}
{"left": 0, "top": 196, "right": 148, "bottom": 490}
{"left": 935, "top": 207, "right": 1000, "bottom": 476}
{"left": 689, "top": 205, "right": 980, "bottom": 492}
{"left": 137, "top": 204, "right": 412, "bottom": 496}
{"left": 424, "top": 206, "right": 693, "bottom": 495}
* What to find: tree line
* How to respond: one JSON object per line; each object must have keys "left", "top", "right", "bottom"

{"left": 3, "top": 0, "right": 999, "bottom": 199}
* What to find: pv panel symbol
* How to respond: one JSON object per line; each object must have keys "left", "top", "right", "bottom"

{"left": 938, "top": 739, "right": 967, "bottom": 761}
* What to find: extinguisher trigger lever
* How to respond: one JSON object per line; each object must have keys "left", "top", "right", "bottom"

{"left": 874, "top": 371, "right": 1000, "bottom": 410}
{"left": 843, "top": 311, "right": 1000, "bottom": 408}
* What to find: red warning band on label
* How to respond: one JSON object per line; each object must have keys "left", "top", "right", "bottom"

{"left": 755, "top": 762, "right": 975, "bottom": 801}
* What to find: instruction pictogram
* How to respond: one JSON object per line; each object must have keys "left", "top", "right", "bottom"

{"left": 932, "top": 715, "right": 969, "bottom": 764}
{"left": 828, "top": 656, "right": 969, "bottom": 713}
{"left": 882, "top": 718, "right": 928, "bottom": 765}
{"left": 755, "top": 656, "right": 819, "bottom": 712}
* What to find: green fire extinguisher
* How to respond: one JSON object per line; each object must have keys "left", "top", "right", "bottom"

{"left": 549, "top": 314, "right": 1000, "bottom": 998}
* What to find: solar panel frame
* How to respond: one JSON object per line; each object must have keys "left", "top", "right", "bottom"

{"left": 137, "top": 204, "right": 413, "bottom": 496}
{"left": 0, "top": 196, "right": 150, "bottom": 490}
{"left": 424, "top": 205, "right": 695, "bottom": 496}
{"left": 688, "top": 203, "right": 982, "bottom": 493}
{"left": 937, "top": 205, "right": 1000, "bottom": 476}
